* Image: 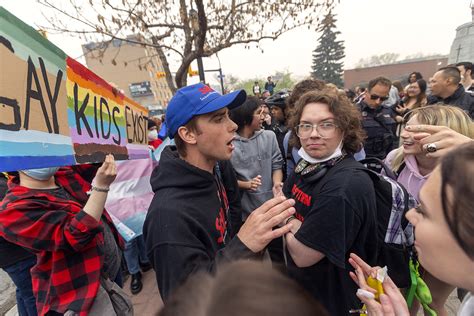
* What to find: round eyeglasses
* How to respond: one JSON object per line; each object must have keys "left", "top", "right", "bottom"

{"left": 296, "top": 122, "right": 338, "bottom": 139}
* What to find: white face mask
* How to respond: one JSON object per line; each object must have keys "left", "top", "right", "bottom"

{"left": 298, "top": 139, "right": 344, "bottom": 164}
{"left": 148, "top": 129, "right": 158, "bottom": 141}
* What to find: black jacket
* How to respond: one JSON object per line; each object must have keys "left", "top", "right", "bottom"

{"left": 357, "top": 102, "right": 398, "bottom": 160}
{"left": 144, "top": 146, "right": 259, "bottom": 301}
{"left": 427, "top": 84, "right": 474, "bottom": 118}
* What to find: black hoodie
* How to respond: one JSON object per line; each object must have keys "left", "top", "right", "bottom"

{"left": 144, "top": 146, "right": 259, "bottom": 301}
{"left": 427, "top": 84, "right": 474, "bottom": 118}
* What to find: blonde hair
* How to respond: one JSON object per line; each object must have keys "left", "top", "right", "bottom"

{"left": 391, "top": 105, "right": 474, "bottom": 172}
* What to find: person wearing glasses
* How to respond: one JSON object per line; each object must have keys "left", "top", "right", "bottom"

{"left": 281, "top": 89, "right": 378, "bottom": 316}
{"left": 357, "top": 76, "right": 398, "bottom": 159}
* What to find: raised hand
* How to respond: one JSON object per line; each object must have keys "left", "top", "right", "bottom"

{"left": 94, "top": 154, "right": 117, "bottom": 189}
{"left": 406, "top": 125, "right": 473, "bottom": 158}
{"left": 237, "top": 196, "right": 295, "bottom": 253}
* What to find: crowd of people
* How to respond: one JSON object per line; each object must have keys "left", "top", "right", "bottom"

{"left": 0, "top": 62, "right": 473, "bottom": 316}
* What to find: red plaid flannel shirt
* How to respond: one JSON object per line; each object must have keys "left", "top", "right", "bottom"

{"left": 0, "top": 165, "right": 124, "bottom": 316}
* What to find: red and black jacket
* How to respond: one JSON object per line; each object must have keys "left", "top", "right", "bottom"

{"left": 0, "top": 165, "right": 123, "bottom": 316}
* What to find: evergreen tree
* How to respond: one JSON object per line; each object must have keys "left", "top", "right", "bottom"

{"left": 311, "top": 11, "right": 345, "bottom": 87}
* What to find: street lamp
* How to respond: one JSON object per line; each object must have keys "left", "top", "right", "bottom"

{"left": 215, "top": 52, "right": 225, "bottom": 94}
{"left": 189, "top": 9, "right": 205, "bottom": 83}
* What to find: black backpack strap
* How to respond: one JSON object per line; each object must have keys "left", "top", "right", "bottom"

{"left": 394, "top": 162, "right": 406, "bottom": 177}
{"left": 284, "top": 133, "right": 296, "bottom": 166}
{"left": 286, "top": 143, "right": 295, "bottom": 165}
{"left": 400, "top": 182, "right": 410, "bottom": 233}
{"left": 359, "top": 157, "right": 398, "bottom": 180}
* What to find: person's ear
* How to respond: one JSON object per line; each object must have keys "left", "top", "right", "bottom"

{"left": 177, "top": 126, "right": 198, "bottom": 145}
{"left": 446, "top": 76, "right": 454, "bottom": 85}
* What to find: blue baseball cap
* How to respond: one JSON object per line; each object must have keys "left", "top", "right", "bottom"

{"left": 166, "top": 83, "right": 247, "bottom": 138}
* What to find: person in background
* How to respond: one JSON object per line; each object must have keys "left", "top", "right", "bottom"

{"left": 158, "top": 260, "right": 329, "bottom": 316}
{"left": 152, "top": 116, "right": 162, "bottom": 130}
{"left": 395, "top": 79, "right": 428, "bottom": 121}
{"left": 147, "top": 117, "right": 163, "bottom": 150}
{"left": 265, "top": 89, "right": 291, "bottom": 177}
{"left": 230, "top": 96, "right": 285, "bottom": 265}
{"left": 265, "top": 76, "right": 277, "bottom": 95}
{"left": 122, "top": 217, "right": 152, "bottom": 296}
{"left": 0, "top": 172, "right": 37, "bottom": 316}
{"left": 409, "top": 72, "right": 423, "bottom": 83}
{"left": 252, "top": 81, "right": 261, "bottom": 97}
{"left": 382, "top": 83, "right": 401, "bottom": 109}
{"left": 230, "top": 96, "right": 283, "bottom": 221}
{"left": 427, "top": 66, "right": 474, "bottom": 118}
{"left": 0, "top": 156, "right": 123, "bottom": 315}
{"left": 261, "top": 90, "right": 271, "bottom": 101}
{"left": 354, "top": 86, "right": 367, "bottom": 103}
{"left": 392, "top": 80, "right": 405, "bottom": 99}
{"left": 260, "top": 103, "right": 272, "bottom": 129}
{"left": 345, "top": 89, "right": 357, "bottom": 102}
{"left": 456, "top": 61, "right": 474, "bottom": 92}
{"left": 349, "top": 141, "right": 474, "bottom": 316}
{"left": 405, "top": 72, "right": 423, "bottom": 92}
{"left": 357, "top": 76, "right": 398, "bottom": 159}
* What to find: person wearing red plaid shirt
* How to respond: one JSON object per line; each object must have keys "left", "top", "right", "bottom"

{"left": 0, "top": 155, "right": 124, "bottom": 316}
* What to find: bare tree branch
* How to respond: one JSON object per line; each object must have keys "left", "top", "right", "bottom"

{"left": 38, "top": 0, "right": 336, "bottom": 89}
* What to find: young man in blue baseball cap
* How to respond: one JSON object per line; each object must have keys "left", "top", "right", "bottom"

{"left": 144, "top": 83, "right": 296, "bottom": 301}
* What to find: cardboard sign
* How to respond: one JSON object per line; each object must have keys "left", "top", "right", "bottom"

{"left": 0, "top": 7, "right": 149, "bottom": 172}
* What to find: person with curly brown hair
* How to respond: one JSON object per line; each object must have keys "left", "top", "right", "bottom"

{"left": 282, "top": 89, "right": 378, "bottom": 315}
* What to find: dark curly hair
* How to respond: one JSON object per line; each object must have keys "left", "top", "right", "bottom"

{"left": 288, "top": 89, "right": 366, "bottom": 155}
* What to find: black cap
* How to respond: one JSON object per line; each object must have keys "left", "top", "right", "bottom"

{"left": 147, "top": 117, "right": 157, "bottom": 130}
{"left": 265, "top": 89, "right": 290, "bottom": 110}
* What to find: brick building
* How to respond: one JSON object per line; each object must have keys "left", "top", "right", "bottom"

{"left": 343, "top": 57, "right": 448, "bottom": 89}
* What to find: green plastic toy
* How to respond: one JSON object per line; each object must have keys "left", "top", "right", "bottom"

{"left": 406, "top": 258, "right": 437, "bottom": 316}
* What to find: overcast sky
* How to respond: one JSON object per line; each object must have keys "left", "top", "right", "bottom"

{"left": 1, "top": 0, "right": 472, "bottom": 83}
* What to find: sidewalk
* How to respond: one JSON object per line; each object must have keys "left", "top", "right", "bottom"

{"left": 3, "top": 270, "right": 162, "bottom": 316}
{"left": 123, "top": 269, "right": 163, "bottom": 315}
{"left": 0, "top": 270, "right": 16, "bottom": 316}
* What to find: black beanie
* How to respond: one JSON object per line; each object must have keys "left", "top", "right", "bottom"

{"left": 147, "top": 118, "right": 157, "bottom": 130}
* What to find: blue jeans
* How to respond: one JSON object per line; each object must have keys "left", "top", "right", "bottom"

{"left": 3, "top": 256, "right": 38, "bottom": 316}
{"left": 123, "top": 235, "right": 149, "bottom": 274}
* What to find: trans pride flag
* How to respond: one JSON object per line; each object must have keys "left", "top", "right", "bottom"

{"left": 105, "top": 154, "right": 156, "bottom": 241}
